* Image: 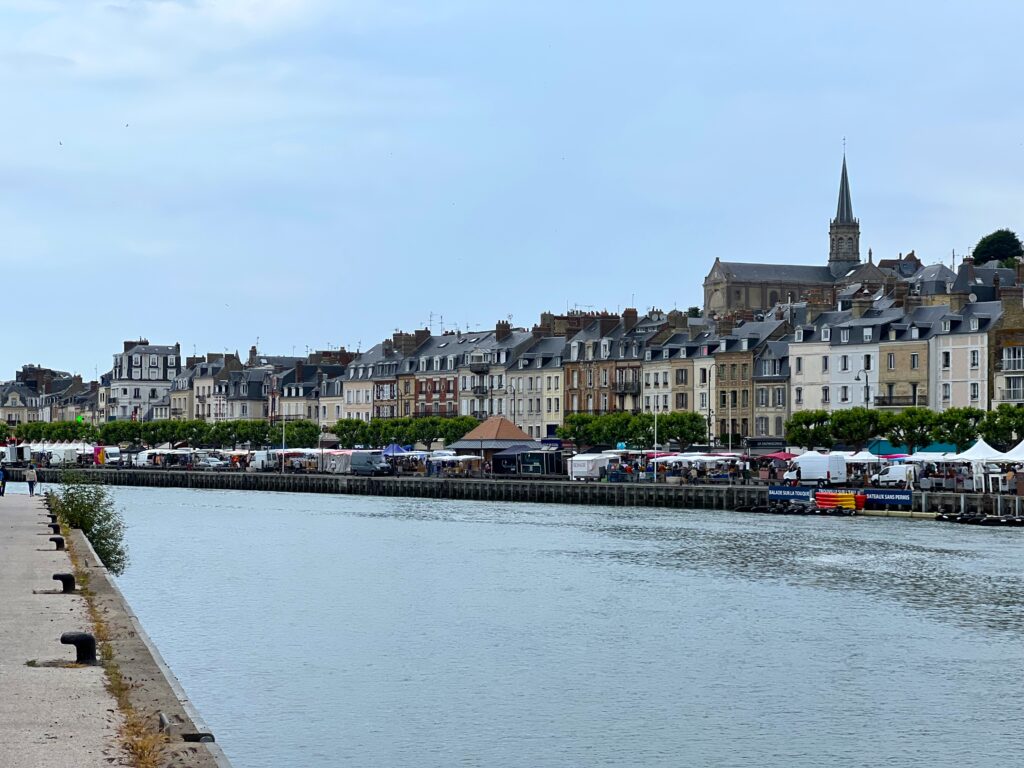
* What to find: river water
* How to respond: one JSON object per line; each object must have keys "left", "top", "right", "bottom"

{"left": 110, "top": 487, "right": 1024, "bottom": 768}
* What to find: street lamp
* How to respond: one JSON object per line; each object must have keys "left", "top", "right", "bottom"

{"left": 705, "top": 363, "right": 716, "bottom": 448}
{"left": 854, "top": 368, "right": 869, "bottom": 407}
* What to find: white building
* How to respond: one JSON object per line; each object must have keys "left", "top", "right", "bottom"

{"left": 108, "top": 339, "right": 182, "bottom": 421}
{"left": 930, "top": 302, "right": 1002, "bottom": 411}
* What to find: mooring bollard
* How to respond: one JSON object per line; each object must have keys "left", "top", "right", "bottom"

{"left": 48, "top": 523, "right": 61, "bottom": 535}
{"left": 47, "top": 514, "right": 57, "bottom": 524}
{"left": 60, "top": 632, "right": 97, "bottom": 664}
{"left": 52, "top": 573, "right": 76, "bottom": 593}
{"left": 49, "top": 536, "right": 65, "bottom": 551}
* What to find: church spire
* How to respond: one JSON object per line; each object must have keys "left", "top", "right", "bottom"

{"left": 828, "top": 152, "right": 861, "bottom": 277}
{"left": 834, "top": 154, "right": 855, "bottom": 225}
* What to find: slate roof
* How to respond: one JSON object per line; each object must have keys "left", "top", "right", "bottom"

{"left": 715, "top": 262, "right": 837, "bottom": 283}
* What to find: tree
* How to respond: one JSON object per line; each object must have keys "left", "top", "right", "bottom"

{"left": 784, "top": 410, "right": 831, "bottom": 449}
{"left": 284, "top": 420, "right": 320, "bottom": 448}
{"left": 931, "top": 407, "right": 985, "bottom": 452}
{"left": 884, "top": 407, "right": 935, "bottom": 455}
{"left": 829, "top": 407, "right": 883, "bottom": 452}
{"left": 979, "top": 404, "right": 1024, "bottom": 450}
{"left": 556, "top": 413, "right": 598, "bottom": 448}
{"left": 686, "top": 306, "right": 702, "bottom": 318}
{"left": 656, "top": 411, "right": 707, "bottom": 448}
{"left": 972, "top": 228, "right": 1023, "bottom": 266}
{"left": 330, "top": 419, "right": 368, "bottom": 448}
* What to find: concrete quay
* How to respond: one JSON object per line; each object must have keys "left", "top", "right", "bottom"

{"left": 0, "top": 493, "right": 124, "bottom": 768}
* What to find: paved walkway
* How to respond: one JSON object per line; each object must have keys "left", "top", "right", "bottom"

{"left": 0, "top": 491, "right": 125, "bottom": 767}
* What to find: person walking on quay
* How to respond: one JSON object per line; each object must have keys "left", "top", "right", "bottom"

{"left": 25, "top": 463, "right": 37, "bottom": 497}
{"left": 0, "top": 463, "right": 5, "bottom": 496}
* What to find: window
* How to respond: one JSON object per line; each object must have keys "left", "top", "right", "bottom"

{"left": 795, "top": 357, "right": 802, "bottom": 374}
{"left": 755, "top": 417, "right": 769, "bottom": 436}
{"left": 911, "top": 353, "right": 919, "bottom": 370}
{"left": 864, "top": 354, "right": 872, "bottom": 371}
{"left": 840, "top": 355, "right": 849, "bottom": 372}
{"left": 645, "top": 372, "right": 651, "bottom": 386}
{"left": 911, "top": 327, "right": 919, "bottom": 339}
{"left": 586, "top": 369, "right": 593, "bottom": 387}
{"left": 675, "top": 369, "right": 688, "bottom": 385}
{"left": 822, "top": 356, "right": 829, "bottom": 373}
{"left": 887, "top": 353, "right": 895, "bottom": 370}
{"left": 970, "top": 349, "right": 979, "bottom": 369}
{"left": 795, "top": 387, "right": 803, "bottom": 405}
{"left": 795, "top": 328, "right": 804, "bottom": 342}
{"left": 822, "top": 386, "right": 830, "bottom": 403}
{"left": 775, "top": 416, "right": 783, "bottom": 435}
{"left": 757, "top": 387, "right": 768, "bottom": 406}
{"left": 1004, "top": 347, "right": 1024, "bottom": 371}
{"left": 554, "top": 398, "right": 560, "bottom": 412}
{"left": 601, "top": 369, "right": 608, "bottom": 387}
{"left": 970, "top": 382, "right": 979, "bottom": 401}
{"left": 942, "top": 383, "right": 951, "bottom": 401}
{"left": 942, "top": 351, "right": 951, "bottom": 369}
{"left": 700, "top": 368, "right": 708, "bottom": 384}
{"left": 773, "top": 388, "right": 785, "bottom": 407}
{"left": 741, "top": 390, "right": 748, "bottom": 407}
{"left": 970, "top": 318, "right": 979, "bottom": 331}
{"left": 840, "top": 385, "right": 849, "bottom": 402}
{"left": 840, "top": 329, "right": 849, "bottom": 343}
{"left": 942, "top": 320, "right": 951, "bottom": 332}
{"left": 700, "top": 392, "right": 707, "bottom": 409}
{"left": 821, "top": 327, "right": 831, "bottom": 341}
{"left": 133, "top": 388, "right": 140, "bottom": 398}
{"left": 676, "top": 393, "right": 687, "bottom": 409}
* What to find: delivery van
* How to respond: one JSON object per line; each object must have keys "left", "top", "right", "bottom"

{"left": 871, "top": 463, "right": 918, "bottom": 488}
{"left": 351, "top": 450, "right": 394, "bottom": 477}
{"left": 783, "top": 453, "right": 847, "bottom": 486}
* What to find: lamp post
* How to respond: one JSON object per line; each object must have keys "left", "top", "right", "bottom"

{"left": 705, "top": 363, "right": 715, "bottom": 448}
{"left": 855, "top": 368, "right": 869, "bottom": 408}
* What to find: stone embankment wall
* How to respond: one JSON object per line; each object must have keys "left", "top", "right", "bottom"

{"left": 8, "top": 467, "right": 1012, "bottom": 517}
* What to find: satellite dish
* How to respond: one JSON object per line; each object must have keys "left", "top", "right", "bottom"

{"left": 968, "top": 293, "right": 978, "bottom": 303}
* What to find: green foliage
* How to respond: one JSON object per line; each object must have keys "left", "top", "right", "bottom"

{"left": 555, "top": 411, "right": 704, "bottom": 449}
{"left": 979, "top": 404, "right": 1024, "bottom": 450}
{"left": 556, "top": 413, "right": 598, "bottom": 446}
{"left": 50, "top": 471, "right": 128, "bottom": 576}
{"left": 931, "top": 407, "right": 985, "bottom": 452}
{"left": 972, "top": 228, "right": 1023, "bottom": 266}
{"left": 327, "top": 416, "right": 480, "bottom": 449}
{"left": 829, "top": 407, "right": 882, "bottom": 452}
{"left": 283, "top": 420, "right": 320, "bottom": 448}
{"left": 16, "top": 420, "right": 99, "bottom": 442}
{"left": 686, "top": 306, "right": 702, "bottom": 318}
{"left": 784, "top": 410, "right": 832, "bottom": 449}
{"left": 883, "top": 407, "right": 936, "bottom": 454}
{"left": 654, "top": 411, "right": 707, "bottom": 448}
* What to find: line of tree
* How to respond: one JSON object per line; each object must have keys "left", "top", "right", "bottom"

{"left": 13, "top": 416, "right": 484, "bottom": 451}
{"left": 785, "top": 405, "right": 1024, "bottom": 454}
{"left": 556, "top": 411, "right": 707, "bottom": 450}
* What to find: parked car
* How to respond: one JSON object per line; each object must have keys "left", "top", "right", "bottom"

{"left": 197, "top": 457, "right": 228, "bottom": 471}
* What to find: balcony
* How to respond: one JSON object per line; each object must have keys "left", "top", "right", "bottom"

{"left": 471, "top": 385, "right": 489, "bottom": 396}
{"left": 874, "top": 395, "right": 928, "bottom": 407}
{"left": 997, "top": 389, "right": 1024, "bottom": 403}
{"left": 613, "top": 381, "right": 640, "bottom": 395}
{"left": 468, "top": 361, "right": 489, "bottom": 374}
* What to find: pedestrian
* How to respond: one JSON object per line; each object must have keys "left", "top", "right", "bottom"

{"left": 25, "top": 463, "right": 37, "bottom": 497}
{"left": 0, "top": 463, "right": 5, "bottom": 496}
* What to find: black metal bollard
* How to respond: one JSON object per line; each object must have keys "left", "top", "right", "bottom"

{"left": 49, "top": 536, "right": 64, "bottom": 551}
{"left": 48, "top": 523, "right": 61, "bottom": 535}
{"left": 52, "top": 573, "right": 76, "bottom": 593}
{"left": 60, "top": 632, "right": 97, "bottom": 664}
{"left": 47, "top": 514, "right": 57, "bottom": 524}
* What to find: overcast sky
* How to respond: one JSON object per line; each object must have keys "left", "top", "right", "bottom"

{"left": 2, "top": 1, "right": 1023, "bottom": 378}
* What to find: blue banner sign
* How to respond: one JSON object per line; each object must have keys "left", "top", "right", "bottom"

{"left": 768, "top": 485, "right": 813, "bottom": 502}
{"left": 862, "top": 488, "right": 913, "bottom": 507}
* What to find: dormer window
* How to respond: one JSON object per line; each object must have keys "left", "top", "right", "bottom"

{"left": 911, "top": 327, "right": 919, "bottom": 339}
{"left": 821, "top": 326, "right": 831, "bottom": 341}
{"left": 970, "top": 318, "right": 979, "bottom": 331}
{"left": 632, "top": 342, "right": 639, "bottom": 357}
{"left": 717, "top": 340, "right": 726, "bottom": 353}
{"left": 863, "top": 328, "right": 871, "bottom": 342}
{"left": 740, "top": 339, "right": 748, "bottom": 351}
{"left": 942, "top": 320, "right": 951, "bottom": 332}
{"left": 571, "top": 342, "right": 579, "bottom": 361}
{"left": 419, "top": 357, "right": 427, "bottom": 371}
{"left": 601, "top": 340, "right": 610, "bottom": 358}
{"left": 840, "top": 329, "right": 849, "bottom": 343}
{"left": 433, "top": 356, "right": 441, "bottom": 370}
{"left": 662, "top": 349, "right": 669, "bottom": 360}
{"left": 795, "top": 328, "right": 804, "bottom": 342}
{"left": 644, "top": 350, "right": 652, "bottom": 361}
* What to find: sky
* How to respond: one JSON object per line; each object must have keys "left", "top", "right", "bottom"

{"left": 2, "top": 0, "right": 1024, "bottom": 378}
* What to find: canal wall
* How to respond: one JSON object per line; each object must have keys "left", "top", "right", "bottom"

{"left": 11, "top": 467, "right": 1016, "bottom": 518}
{"left": 68, "top": 526, "right": 233, "bottom": 767}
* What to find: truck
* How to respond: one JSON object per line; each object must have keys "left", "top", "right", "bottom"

{"left": 783, "top": 453, "right": 847, "bottom": 486}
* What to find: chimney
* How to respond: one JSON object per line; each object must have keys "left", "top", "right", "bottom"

{"left": 667, "top": 309, "right": 689, "bottom": 329}
{"left": 382, "top": 339, "right": 394, "bottom": 356}
{"left": 894, "top": 281, "right": 909, "bottom": 307}
{"left": 598, "top": 316, "right": 619, "bottom": 335}
{"left": 295, "top": 361, "right": 305, "bottom": 384}
{"left": 623, "top": 307, "right": 639, "bottom": 332}
{"left": 851, "top": 294, "right": 873, "bottom": 319}
{"left": 248, "top": 345, "right": 258, "bottom": 366}
{"left": 495, "top": 320, "right": 511, "bottom": 341}
{"left": 717, "top": 315, "right": 736, "bottom": 336}
{"left": 414, "top": 328, "right": 431, "bottom": 347}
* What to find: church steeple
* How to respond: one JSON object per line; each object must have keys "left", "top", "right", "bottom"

{"left": 835, "top": 155, "right": 855, "bottom": 224}
{"left": 828, "top": 153, "right": 861, "bottom": 277}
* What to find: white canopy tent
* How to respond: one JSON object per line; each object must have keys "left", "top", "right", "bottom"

{"left": 843, "top": 451, "right": 881, "bottom": 464}
{"left": 903, "top": 451, "right": 953, "bottom": 463}
{"left": 997, "top": 439, "right": 1024, "bottom": 463}
{"left": 950, "top": 438, "right": 1006, "bottom": 463}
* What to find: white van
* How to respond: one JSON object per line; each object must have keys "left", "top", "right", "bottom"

{"left": 783, "top": 453, "right": 847, "bottom": 486}
{"left": 871, "top": 463, "right": 918, "bottom": 488}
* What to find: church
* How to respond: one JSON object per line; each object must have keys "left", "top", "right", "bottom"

{"left": 703, "top": 157, "right": 868, "bottom": 315}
